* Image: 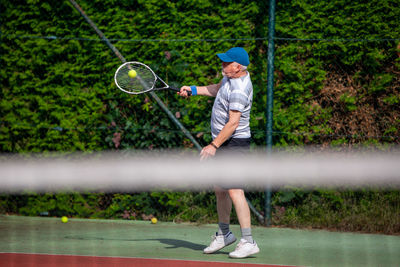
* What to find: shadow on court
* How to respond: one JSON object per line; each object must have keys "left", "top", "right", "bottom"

{"left": 64, "top": 235, "right": 207, "bottom": 252}
{"left": 138, "top": 238, "right": 208, "bottom": 252}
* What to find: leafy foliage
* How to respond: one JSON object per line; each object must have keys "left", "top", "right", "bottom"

{"left": 273, "top": 0, "right": 400, "bottom": 146}
{"left": 272, "top": 189, "right": 400, "bottom": 234}
{"left": 1, "top": 0, "right": 399, "bottom": 151}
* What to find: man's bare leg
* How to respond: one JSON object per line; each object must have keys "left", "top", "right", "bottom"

{"left": 228, "top": 189, "right": 250, "bottom": 228}
{"left": 203, "top": 187, "right": 236, "bottom": 254}
{"left": 215, "top": 186, "right": 232, "bottom": 224}
{"left": 227, "top": 188, "right": 259, "bottom": 258}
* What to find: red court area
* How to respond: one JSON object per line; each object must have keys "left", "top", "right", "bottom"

{"left": 0, "top": 253, "right": 295, "bottom": 267}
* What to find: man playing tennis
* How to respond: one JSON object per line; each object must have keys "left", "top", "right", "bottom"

{"left": 178, "top": 47, "right": 259, "bottom": 258}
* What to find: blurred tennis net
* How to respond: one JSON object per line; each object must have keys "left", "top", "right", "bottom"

{"left": 1, "top": 149, "right": 399, "bottom": 193}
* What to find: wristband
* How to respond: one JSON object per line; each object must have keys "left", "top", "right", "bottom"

{"left": 210, "top": 142, "right": 218, "bottom": 149}
{"left": 190, "top": 85, "right": 197, "bottom": 96}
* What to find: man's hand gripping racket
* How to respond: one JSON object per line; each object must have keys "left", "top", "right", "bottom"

{"left": 114, "top": 61, "right": 192, "bottom": 96}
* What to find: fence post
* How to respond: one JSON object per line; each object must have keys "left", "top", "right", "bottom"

{"left": 265, "top": 0, "right": 276, "bottom": 227}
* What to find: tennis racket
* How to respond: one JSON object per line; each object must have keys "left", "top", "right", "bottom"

{"left": 114, "top": 61, "right": 191, "bottom": 95}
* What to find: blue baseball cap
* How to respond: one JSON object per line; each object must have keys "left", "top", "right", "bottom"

{"left": 217, "top": 47, "right": 250, "bottom": 66}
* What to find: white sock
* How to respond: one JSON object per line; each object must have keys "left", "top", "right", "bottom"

{"left": 241, "top": 227, "right": 253, "bottom": 243}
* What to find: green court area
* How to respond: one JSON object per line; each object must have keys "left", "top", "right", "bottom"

{"left": 1, "top": 215, "right": 399, "bottom": 266}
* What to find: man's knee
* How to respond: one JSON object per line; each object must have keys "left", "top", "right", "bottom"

{"left": 228, "top": 189, "right": 245, "bottom": 201}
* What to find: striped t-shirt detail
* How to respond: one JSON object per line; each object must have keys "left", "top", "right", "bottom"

{"left": 211, "top": 73, "right": 253, "bottom": 139}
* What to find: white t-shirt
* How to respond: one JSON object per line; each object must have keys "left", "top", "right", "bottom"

{"left": 211, "top": 73, "right": 253, "bottom": 139}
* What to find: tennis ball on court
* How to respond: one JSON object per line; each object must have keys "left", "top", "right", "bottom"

{"left": 61, "top": 216, "right": 68, "bottom": 223}
{"left": 151, "top": 217, "right": 158, "bottom": 224}
{"left": 128, "top": 69, "right": 137, "bottom": 78}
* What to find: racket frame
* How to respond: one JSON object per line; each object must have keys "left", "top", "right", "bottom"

{"left": 114, "top": 61, "right": 180, "bottom": 95}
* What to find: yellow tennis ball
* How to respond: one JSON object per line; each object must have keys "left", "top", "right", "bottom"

{"left": 151, "top": 217, "right": 158, "bottom": 224}
{"left": 128, "top": 69, "right": 137, "bottom": 78}
{"left": 61, "top": 216, "right": 68, "bottom": 223}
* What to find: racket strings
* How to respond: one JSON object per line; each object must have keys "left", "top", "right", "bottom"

{"left": 115, "top": 63, "right": 156, "bottom": 93}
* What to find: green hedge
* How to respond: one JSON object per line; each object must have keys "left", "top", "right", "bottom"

{"left": 1, "top": 190, "right": 399, "bottom": 234}
{"left": 1, "top": 0, "right": 399, "bottom": 151}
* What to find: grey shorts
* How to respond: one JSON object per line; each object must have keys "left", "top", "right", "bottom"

{"left": 217, "top": 137, "right": 251, "bottom": 156}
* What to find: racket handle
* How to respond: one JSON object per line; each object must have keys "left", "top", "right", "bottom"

{"left": 170, "top": 87, "right": 192, "bottom": 96}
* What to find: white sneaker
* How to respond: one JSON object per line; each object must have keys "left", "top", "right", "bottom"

{"left": 203, "top": 232, "right": 237, "bottom": 254}
{"left": 229, "top": 239, "right": 260, "bottom": 258}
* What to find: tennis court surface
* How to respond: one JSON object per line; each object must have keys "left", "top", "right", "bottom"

{"left": 1, "top": 215, "right": 399, "bottom": 267}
